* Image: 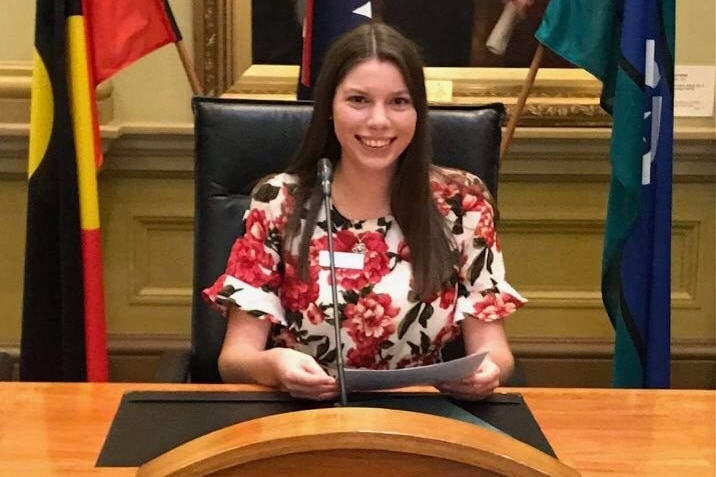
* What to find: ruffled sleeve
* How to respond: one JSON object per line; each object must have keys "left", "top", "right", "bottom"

{"left": 433, "top": 168, "right": 527, "bottom": 323}
{"left": 201, "top": 174, "right": 295, "bottom": 326}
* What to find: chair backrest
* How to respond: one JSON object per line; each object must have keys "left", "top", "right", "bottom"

{"left": 192, "top": 97, "right": 504, "bottom": 383}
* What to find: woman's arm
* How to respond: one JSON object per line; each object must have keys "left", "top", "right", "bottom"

{"left": 437, "top": 317, "right": 514, "bottom": 400}
{"left": 462, "top": 317, "right": 515, "bottom": 384}
{"left": 218, "top": 307, "right": 338, "bottom": 400}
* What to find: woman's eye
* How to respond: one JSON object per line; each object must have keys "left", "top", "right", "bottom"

{"left": 393, "top": 97, "right": 412, "bottom": 106}
{"left": 348, "top": 95, "right": 367, "bottom": 104}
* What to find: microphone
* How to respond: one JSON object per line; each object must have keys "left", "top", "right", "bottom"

{"left": 318, "top": 157, "right": 332, "bottom": 196}
{"left": 316, "top": 158, "right": 348, "bottom": 406}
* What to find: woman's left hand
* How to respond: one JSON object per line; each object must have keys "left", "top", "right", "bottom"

{"left": 436, "top": 355, "right": 501, "bottom": 400}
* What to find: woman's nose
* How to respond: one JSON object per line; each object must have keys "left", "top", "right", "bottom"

{"left": 366, "top": 103, "right": 389, "bottom": 127}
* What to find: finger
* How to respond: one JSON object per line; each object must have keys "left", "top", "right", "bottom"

{"left": 292, "top": 372, "right": 336, "bottom": 387}
{"left": 461, "top": 372, "right": 493, "bottom": 385}
{"left": 286, "top": 363, "right": 335, "bottom": 385}
{"left": 298, "top": 359, "right": 335, "bottom": 380}
{"left": 285, "top": 379, "right": 337, "bottom": 396}
{"left": 290, "top": 389, "right": 339, "bottom": 401}
{"left": 288, "top": 382, "right": 338, "bottom": 396}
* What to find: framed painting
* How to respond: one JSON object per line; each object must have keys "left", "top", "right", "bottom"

{"left": 193, "top": 0, "right": 610, "bottom": 126}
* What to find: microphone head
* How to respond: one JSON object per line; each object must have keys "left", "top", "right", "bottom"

{"left": 317, "top": 158, "right": 333, "bottom": 196}
{"left": 318, "top": 157, "right": 332, "bottom": 181}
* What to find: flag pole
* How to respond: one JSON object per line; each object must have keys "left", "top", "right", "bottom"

{"left": 174, "top": 39, "right": 204, "bottom": 96}
{"left": 500, "top": 43, "right": 544, "bottom": 164}
{"left": 161, "top": 0, "right": 203, "bottom": 96}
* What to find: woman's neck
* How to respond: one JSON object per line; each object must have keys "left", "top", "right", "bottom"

{"left": 331, "top": 163, "right": 393, "bottom": 221}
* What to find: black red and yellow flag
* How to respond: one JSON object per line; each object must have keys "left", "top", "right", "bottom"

{"left": 22, "top": 0, "right": 107, "bottom": 381}
{"left": 21, "top": 0, "right": 180, "bottom": 381}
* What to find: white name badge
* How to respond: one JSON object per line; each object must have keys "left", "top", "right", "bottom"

{"left": 318, "top": 250, "right": 365, "bottom": 270}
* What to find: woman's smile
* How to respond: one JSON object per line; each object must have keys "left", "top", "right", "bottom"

{"left": 357, "top": 136, "right": 395, "bottom": 148}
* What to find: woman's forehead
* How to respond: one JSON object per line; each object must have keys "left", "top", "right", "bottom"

{"left": 337, "top": 59, "right": 408, "bottom": 91}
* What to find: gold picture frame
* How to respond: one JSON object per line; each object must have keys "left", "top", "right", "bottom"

{"left": 193, "top": 0, "right": 610, "bottom": 127}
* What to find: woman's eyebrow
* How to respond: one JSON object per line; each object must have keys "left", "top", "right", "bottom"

{"left": 340, "top": 86, "right": 410, "bottom": 96}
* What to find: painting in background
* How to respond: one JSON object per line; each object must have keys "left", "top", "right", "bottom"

{"left": 251, "top": 0, "right": 573, "bottom": 68}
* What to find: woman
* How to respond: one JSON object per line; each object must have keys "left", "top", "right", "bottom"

{"left": 203, "top": 22, "right": 525, "bottom": 401}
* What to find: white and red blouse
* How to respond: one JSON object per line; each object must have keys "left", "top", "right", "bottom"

{"left": 203, "top": 166, "right": 525, "bottom": 371}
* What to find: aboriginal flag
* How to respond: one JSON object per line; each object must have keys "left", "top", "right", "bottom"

{"left": 21, "top": 0, "right": 180, "bottom": 381}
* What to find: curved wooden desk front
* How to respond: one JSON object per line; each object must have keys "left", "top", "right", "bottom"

{"left": 0, "top": 383, "right": 713, "bottom": 477}
{"left": 135, "top": 406, "right": 579, "bottom": 477}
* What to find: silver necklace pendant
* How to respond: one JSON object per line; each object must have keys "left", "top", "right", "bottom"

{"left": 351, "top": 242, "right": 367, "bottom": 254}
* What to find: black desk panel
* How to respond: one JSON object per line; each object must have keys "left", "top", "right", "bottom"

{"left": 97, "top": 391, "right": 554, "bottom": 466}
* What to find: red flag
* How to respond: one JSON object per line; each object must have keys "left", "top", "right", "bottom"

{"left": 83, "top": 0, "right": 180, "bottom": 85}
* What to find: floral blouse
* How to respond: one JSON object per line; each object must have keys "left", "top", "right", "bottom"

{"left": 203, "top": 166, "right": 525, "bottom": 372}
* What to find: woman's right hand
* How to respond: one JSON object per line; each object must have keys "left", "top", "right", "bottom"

{"left": 268, "top": 348, "right": 338, "bottom": 401}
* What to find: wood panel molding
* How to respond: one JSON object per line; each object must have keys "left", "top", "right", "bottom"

{"left": 502, "top": 218, "right": 702, "bottom": 309}
{"left": 130, "top": 216, "right": 194, "bottom": 306}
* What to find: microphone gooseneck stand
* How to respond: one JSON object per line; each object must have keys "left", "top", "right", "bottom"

{"left": 318, "top": 158, "right": 348, "bottom": 406}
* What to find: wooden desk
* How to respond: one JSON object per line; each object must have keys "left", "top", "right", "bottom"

{"left": 0, "top": 383, "right": 713, "bottom": 476}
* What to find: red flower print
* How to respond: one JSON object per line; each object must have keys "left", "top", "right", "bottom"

{"left": 306, "top": 302, "right": 325, "bottom": 325}
{"left": 315, "top": 230, "right": 391, "bottom": 290}
{"left": 274, "top": 185, "right": 294, "bottom": 232}
{"left": 397, "top": 240, "right": 411, "bottom": 262}
{"left": 344, "top": 293, "right": 400, "bottom": 348}
{"left": 472, "top": 292, "right": 523, "bottom": 321}
{"left": 474, "top": 204, "right": 497, "bottom": 248}
{"left": 461, "top": 192, "right": 484, "bottom": 212}
{"left": 281, "top": 256, "right": 320, "bottom": 312}
{"left": 433, "top": 319, "right": 461, "bottom": 348}
{"left": 272, "top": 327, "right": 299, "bottom": 349}
{"left": 346, "top": 346, "right": 390, "bottom": 369}
{"left": 430, "top": 179, "right": 461, "bottom": 216}
{"left": 439, "top": 286, "right": 457, "bottom": 309}
{"left": 225, "top": 237, "right": 280, "bottom": 288}
{"left": 395, "top": 353, "right": 440, "bottom": 369}
{"left": 422, "top": 284, "right": 455, "bottom": 307}
{"left": 202, "top": 275, "right": 226, "bottom": 301}
{"left": 394, "top": 312, "right": 459, "bottom": 369}
{"left": 245, "top": 209, "right": 269, "bottom": 241}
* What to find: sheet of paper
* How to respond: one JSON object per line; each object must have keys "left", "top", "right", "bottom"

{"left": 343, "top": 352, "right": 487, "bottom": 391}
{"left": 675, "top": 65, "right": 715, "bottom": 117}
{"left": 426, "top": 79, "right": 453, "bottom": 103}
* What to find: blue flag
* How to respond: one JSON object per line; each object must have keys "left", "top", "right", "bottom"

{"left": 537, "top": 0, "right": 674, "bottom": 388}
{"left": 298, "top": 0, "right": 372, "bottom": 100}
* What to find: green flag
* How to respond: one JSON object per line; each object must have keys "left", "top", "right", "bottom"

{"left": 536, "top": 0, "right": 674, "bottom": 388}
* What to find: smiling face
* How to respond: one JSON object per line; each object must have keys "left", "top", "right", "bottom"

{"left": 331, "top": 59, "right": 417, "bottom": 177}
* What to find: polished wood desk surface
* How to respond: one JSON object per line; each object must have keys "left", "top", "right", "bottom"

{"left": 0, "top": 382, "right": 712, "bottom": 477}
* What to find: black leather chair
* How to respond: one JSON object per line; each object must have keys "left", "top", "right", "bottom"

{"left": 156, "top": 97, "right": 525, "bottom": 386}
{"left": 0, "top": 351, "right": 13, "bottom": 381}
